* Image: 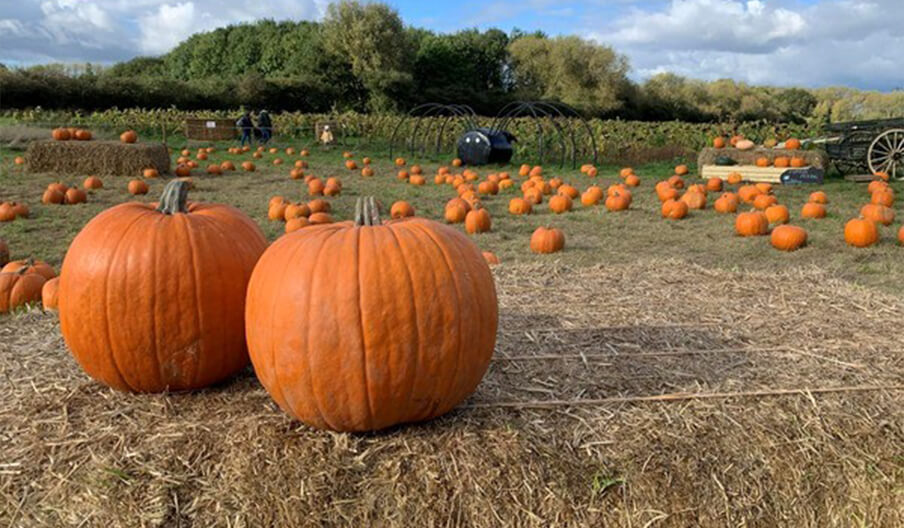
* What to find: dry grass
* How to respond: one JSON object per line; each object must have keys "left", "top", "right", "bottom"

{"left": 3, "top": 259, "right": 904, "bottom": 527}
{"left": 23, "top": 140, "right": 171, "bottom": 176}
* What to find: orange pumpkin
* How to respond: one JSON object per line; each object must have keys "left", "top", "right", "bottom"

{"left": 785, "top": 138, "right": 802, "bottom": 150}
{"left": 0, "top": 268, "right": 46, "bottom": 313}
{"left": 735, "top": 211, "right": 769, "bottom": 237}
{"left": 128, "top": 180, "right": 149, "bottom": 195}
{"left": 714, "top": 193, "right": 739, "bottom": 214}
{"left": 530, "top": 226, "right": 565, "bottom": 254}
{"left": 661, "top": 199, "right": 688, "bottom": 220}
{"left": 244, "top": 197, "right": 497, "bottom": 431}
{"left": 59, "top": 180, "right": 268, "bottom": 392}
{"left": 390, "top": 201, "right": 415, "bottom": 219}
{"left": 771, "top": 225, "right": 807, "bottom": 252}
{"left": 706, "top": 177, "right": 723, "bottom": 192}
{"left": 808, "top": 191, "right": 828, "bottom": 204}
{"left": 508, "top": 197, "right": 533, "bottom": 215}
{"left": 844, "top": 218, "right": 878, "bottom": 248}
{"left": 83, "top": 176, "right": 103, "bottom": 190}
{"left": 465, "top": 207, "right": 491, "bottom": 234}
{"left": 605, "top": 191, "right": 631, "bottom": 212}
{"left": 119, "top": 130, "right": 138, "bottom": 144}
{"left": 680, "top": 191, "right": 706, "bottom": 210}
{"left": 42, "top": 277, "right": 60, "bottom": 310}
{"left": 801, "top": 203, "right": 827, "bottom": 219}
{"left": 860, "top": 204, "right": 895, "bottom": 226}
{"left": 765, "top": 204, "right": 790, "bottom": 225}
{"left": 713, "top": 137, "right": 726, "bottom": 149}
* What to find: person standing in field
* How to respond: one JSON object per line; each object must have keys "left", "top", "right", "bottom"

{"left": 258, "top": 110, "right": 272, "bottom": 145}
{"left": 237, "top": 111, "right": 254, "bottom": 146}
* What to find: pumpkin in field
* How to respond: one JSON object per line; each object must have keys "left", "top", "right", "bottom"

{"left": 735, "top": 210, "right": 769, "bottom": 237}
{"left": 765, "top": 205, "right": 790, "bottom": 225}
{"left": 270, "top": 202, "right": 290, "bottom": 221}
{"left": 706, "top": 177, "right": 723, "bottom": 192}
{"left": 409, "top": 175, "right": 426, "bottom": 185}
{"left": 753, "top": 194, "right": 777, "bottom": 210}
{"left": 861, "top": 204, "right": 895, "bottom": 226}
{"left": 14, "top": 156, "right": 25, "bottom": 165}
{"left": 242, "top": 161, "right": 256, "bottom": 172}
{"left": 549, "top": 195, "right": 573, "bottom": 214}
{"left": 284, "top": 203, "right": 311, "bottom": 221}
{"left": 390, "top": 201, "right": 415, "bottom": 219}
{"left": 444, "top": 199, "right": 469, "bottom": 224}
{"left": 207, "top": 164, "right": 223, "bottom": 175}
{"left": 844, "top": 218, "right": 878, "bottom": 248}
{"left": 713, "top": 137, "right": 726, "bottom": 149}
{"left": 605, "top": 191, "right": 631, "bottom": 212}
{"left": 675, "top": 165, "right": 689, "bottom": 176}
{"left": 899, "top": 226, "right": 904, "bottom": 245}
{"left": 736, "top": 139, "right": 755, "bottom": 151}
{"left": 0, "top": 202, "right": 29, "bottom": 221}
{"left": 128, "top": 180, "right": 149, "bottom": 195}
{"left": 801, "top": 202, "right": 827, "bottom": 219}
{"left": 508, "top": 197, "right": 532, "bottom": 215}
{"left": 530, "top": 226, "right": 565, "bottom": 254}
{"left": 727, "top": 172, "right": 743, "bottom": 185}
{"left": 2, "top": 259, "right": 56, "bottom": 280}
{"left": 874, "top": 171, "right": 890, "bottom": 182}
{"left": 120, "top": 130, "right": 138, "bottom": 144}
{"left": 285, "top": 217, "right": 310, "bottom": 234}
{"left": 868, "top": 180, "right": 888, "bottom": 194}
{"left": 771, "top": 225, "right": 807, "bottom": 252}
{"left": 0, "top": 238, "right": 7, "bottom": 267}
{"left": 785, "top": 138, "right": 802, "bottom": 150}
{"left": 808, "top": 191, "right": 828, "bottom": 204}
{"left": 680, "top": 190, "right": 706, "bottom": 210}
{"left": 558, "top": 184, "right": 580, "bottom": 200}
{"left": 774, "top": 157, "right": 790, "bottom": 168}
{"left": 661, "top": 199, "right": 688, "bottom": 220}
{"left": 619, "top": 167, "right": 634, "bottom": 178}
{"left": 65, "top": 188, "right": 87, "bottom": 205}
{"left": 755, "top": 157, "right": 770, "bottom": 168}
{"left": 83, "top": 176, "right": 103, "bottom": 190}
{"left": 52, "top": 128, "right": 71, "bottom": 141}
{"left": 308, "top": 199, "right": 331, "bottom": 215}
{"left": 395, "top": 157, "right": 406, "bottom": 166}
{"left": 478, "top": 180, "right": 498, "bottom": 195}
{"left": 0, "top": 268, "right": 46, "bottom": 313}
{"left": 871, "top": 190, "right": 895, "bottom": 207}
{"left": 730, "top": 135, "right": 743, "bottom": 147}
{"left": 361, "top": 167, "right": 374, "bottom": 177}
{"left": 42, "top": 189, "right": 64, "bottom": 205}
{"left": 622, "top": 174, "right": 639, "bottom": 187}
{"left": 667, "top": 175, "right": 685, "bottom": 189}
{"left": 465, "top": 207, "right": 491, "bottom": 234}
{"left": 244, "top": 196, "right": 497, "bottom": 431}
{"left": 482, "top": 251, "right": 499, "bottom": 266}
{"left": 308, "top": 179, "right": 325, "bottom": 196}
{"left": 59, "top": 180, "right": 267, "bottom": 392}
{"left": 42, "top": 277, "right": 60, "bottom": 310}
{"left": 714, "top": 193, "right": 739, "bottom": 214}
{"left": 790, "top": 157, "right": 806, "bottom": 168}
{"left": 738, "top": 185, "right": 761, "bottom": 203}
{"left": 308, "top": 212, "right": 334, "bottom": 225}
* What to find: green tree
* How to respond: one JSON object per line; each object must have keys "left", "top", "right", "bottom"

{"left": 322, "top": 1, "right": 414, "bottom": 111}
{"left": 507, "top": 35, "right": 630, "bottom": 115}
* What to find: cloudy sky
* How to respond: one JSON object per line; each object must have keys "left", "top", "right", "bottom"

{"left": 1, "top": 0, "right": 901, "bottom": 90}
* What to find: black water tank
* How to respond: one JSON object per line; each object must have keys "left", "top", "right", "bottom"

{"left": 457, "top": 128, "right": 515, "bottom": 166}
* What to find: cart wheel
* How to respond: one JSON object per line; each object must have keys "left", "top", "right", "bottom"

{"left": 868, "top": 129, "right": 904, "bottom": 180}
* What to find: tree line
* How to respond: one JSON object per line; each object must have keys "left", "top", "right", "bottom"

{"left": 0, "top": 1, "right": 901, "bottom": 124}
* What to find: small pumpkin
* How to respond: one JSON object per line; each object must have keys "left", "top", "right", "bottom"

{"left": 736, "top": 139, "right": 755, "bottom": 150}
{"left": 2, "top": 259, "right": 56, "bottom": 280}
{"left": 52, "top": 128, "right": 71, "bottom": 141}
{"left": 390, "top": 201, "right": 415, "bottom": 219}
{"left": 42, "top": 189, "right": 65, "bottom": 205}
{"left": 42, "top": 277, "right": 60, "bottom": 310}
{"left": 844, "top": 218, "right": 879, "bottom": 248}
{"left": 714, "top": 193, "right": 739, "bottom": 214}
{"left": 801, "top": 202, "right": 827, "bottom": 219}
{"left": 680, "top": 191, "right": 706, "bottom": 210}
{"left": 752, "top": 194, "right": 777, "bottom": 210}
{"left": 860, "top": 204, "right": 895, "bottom": 226}
{"left": 508, "top": 197, "right": 533, "bottom": 215}
{"left": 871, "top": 190, "right": 895, "bottom": 207}
{"left": 765, "top": 204, "right": 790, "bottom": 225}
{"left": 308, "top": 199, "right": 331, "bottom": 214}
{"left": 128, "top": 180, "right": 149, "bottom": 195}
{"left": 713, "top": 137, "right": 726, "bottom": 149}
{"left": 64, "top": 188, "right": 87, "bottom": 205}
{"left": 285, "top": 217, "right": 311, "bottom": 234}
{"left": 465, "top": 207, "right": 492, "bottom": 234}
{"left": 790, "top": 157, "right": 806, "bottom": 168}
{"left": 773, "top": 157, "right": 790, "bottom": 168}
{"left": 549, "top": 195, "right": 573, "bottom": 214}
{"left": 808, "top": 191, "right": 828, "bottom": 204}
{"left": 482, "top": 251, "right": 499, "bottom": 266}
{"left": 83, "top": 176, "right": 103, "bottom": 190}
{"left": 735, "top": 210, "right": 769, "bottom": 237}
{"left": 755, "top": 157, "right": 770, "bottom": 168}
{"left": 706, "top": 177, "right": 723, "bottom": 192}
{"left": 242, "top": 161, "right": 256, "bottom": 172}
{"left": 661, "top": 199, "right": 688, "bottom": 220}
{"left": 727, "top": 172, "right": 743, "bottom": 185}
{"left": 120, "top": 130, "right": 138, "bottom": 144}
{"left": 530, "top": 226, "right": 565, "bottom": 254}
{"left": 771, "top": 225, "right": 807, "bottom": 252}
{"left": 0, "top": 268, "right": 46, "bottom": 313}
{"left": 785, "top": 138, "right": 802, "bottom": 150}
{"left": 605, "top": 191, "right": 631, "bottom": 212}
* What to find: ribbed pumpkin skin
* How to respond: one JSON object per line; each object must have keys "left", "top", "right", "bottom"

{"left": 59, "top": 201, "right": 267, "bottom": 392}
{"left": 245, "top": 218, "right": 498, "bottom": 432}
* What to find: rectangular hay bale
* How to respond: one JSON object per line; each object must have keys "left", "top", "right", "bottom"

{"left": 697, "top": 147, "right": 828, "bottom": 175}
{"left": 24, "top": 140, "right": 171, "bottom": 177}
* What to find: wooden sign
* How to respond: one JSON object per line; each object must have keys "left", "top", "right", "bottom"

{"left": 701, "top": 165, "right": 824, "bottom": 184}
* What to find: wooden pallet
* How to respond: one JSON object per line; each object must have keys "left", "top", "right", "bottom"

{"left": 701, "top": 165, "right": 822, "bottom": 184}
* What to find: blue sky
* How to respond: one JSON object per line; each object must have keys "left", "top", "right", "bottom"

{"left": 1, "top": 0, "right": 902, "bottom": 91}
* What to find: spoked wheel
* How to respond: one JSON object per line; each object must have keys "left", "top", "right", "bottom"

{"left": 868, "top": 129, "right": 904, "bottom": 180}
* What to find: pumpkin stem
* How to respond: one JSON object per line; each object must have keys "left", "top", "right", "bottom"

{"left": 156, "top": 180, "right": 190, "bottom": 215}
{"left": 354, "top": 196, "right": 381, "bottom": 226}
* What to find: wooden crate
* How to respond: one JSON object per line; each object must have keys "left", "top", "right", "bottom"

{"left": 184, "top": 119, "right": 237, "bottom": 141}
{"left": 701, "top": 165, "right": 824, "bottom": 184}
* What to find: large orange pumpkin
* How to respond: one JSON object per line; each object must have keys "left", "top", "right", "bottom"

{"left": 120, "top": 130, "right": 138, "bottom": 144}
{"left": 771, "top": 225, "right": 807, "bottom": 251}
{"left": 59, "top": 180, "right": 268, "bottom": 392}
{"left": 530, "top": 226, "right": 565, "bottom": 254}
{"left": 844, "top": 218, "right": 878, "bottom": 248}
{"left": 245, "top": 197, "right": 498, "bottom": 432}
{"left": 735, "top": 210, "right": 769, "bottom": 236}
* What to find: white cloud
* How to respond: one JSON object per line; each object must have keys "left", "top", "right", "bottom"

{"left": 588, "top": 0, "right": 904, "bottom": 90}
{"left": 137, "top": 2, "right": 200, "bottom": 55}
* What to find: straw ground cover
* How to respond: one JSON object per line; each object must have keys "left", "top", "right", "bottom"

{"left": 2, "top": 140, "right": 904, "bottom": 526}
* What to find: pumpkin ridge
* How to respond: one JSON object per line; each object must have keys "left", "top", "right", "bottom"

{"left": 355, "top": 227, "right": 376, "bottom": 430}
{"left": 102, "top": 211, "right": 153, "bottom": 392}
{"left": 408, "top": 221, "right": 467, "bottom": 418}
{"left": 303, "top": 227, "right": 346, "bottom": 431}
{"left": 385, "top": 225, "right": 424, "bottom": 422}
{"left": 174, "top": 213, "right": 205, "bottom": 389}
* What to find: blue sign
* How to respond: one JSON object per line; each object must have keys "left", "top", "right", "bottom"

{"left": 780, "top": 167, "right": 824, "bottom": 185}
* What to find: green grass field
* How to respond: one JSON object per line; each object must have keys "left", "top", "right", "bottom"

{"left": 2, "top": 140, "right": 902, "bottom": 293}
